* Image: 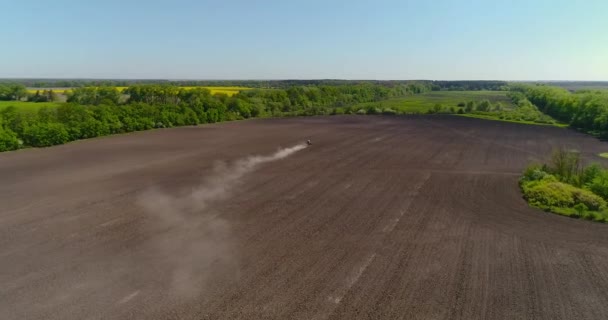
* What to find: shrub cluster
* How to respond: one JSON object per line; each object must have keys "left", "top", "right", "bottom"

{"left": 520, "top": 149, "right": 608, "bottom": 222}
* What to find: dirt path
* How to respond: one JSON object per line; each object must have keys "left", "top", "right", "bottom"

{"left": 2, "top": 115, "right": 608, "bottom": 319}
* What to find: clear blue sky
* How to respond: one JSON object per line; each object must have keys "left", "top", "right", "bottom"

{"left": 1, "top": 0, "right": 607, "bottom": 80}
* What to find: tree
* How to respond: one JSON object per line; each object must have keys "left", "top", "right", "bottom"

{"left": 30, "top": 90, "right": 42, "bottom": 102}
{"left": 10, "top": 85, "right": 28, "bottom": 101}
{"left": 227, "top": 98, "right": 251, "bottom": 118}
{"left": 589, "top": 170, "right": 608, "bottom": 201}
{"left": 548, "top": 148, "right": 582, "bottom": 185}
{"left": 476, "top": 100, "right": 491, "bottom": 112}
{"left": 465, "top": 101, "right": 475, "bottom": 112}
{"left": 432, "top": 104, "right": 442, "bottom": 113}
{"left": 47, "top": 90, "right": 58, "bottom": 102}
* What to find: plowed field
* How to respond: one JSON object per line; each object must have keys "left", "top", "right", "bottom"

{"left": 2, "top": 115, "right": 608, "bottom": 320}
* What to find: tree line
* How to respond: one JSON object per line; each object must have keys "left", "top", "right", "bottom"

{"left": 0, "top": 84, "right": 28, "bottom": 101}
{"left": 511, "top": 84, "right": 608, "bottom": 137}
{"left": 0, "top": 83, "right": 435, "bottom": 151}
{"left": 0, "top": 79, "right": 508, "bottom": 90}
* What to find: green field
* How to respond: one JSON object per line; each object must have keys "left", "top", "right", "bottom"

{"left": 458, "top": 113, "right": 567, "bottom": 127}
{"left": 0, "top": 101, "right": 62, "bottom": 112}
{"left": 352, "top": 91, "right": 515, "bottom": 113}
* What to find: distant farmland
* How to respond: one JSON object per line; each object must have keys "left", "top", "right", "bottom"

{"left": 26, "top": 86, "right": 251, "bottom": 97}
{"left": 0, "top": 101, "right": 61, "bottom": 111}
{"left": 353, "top": 91, "right": 515, "bottom": 113}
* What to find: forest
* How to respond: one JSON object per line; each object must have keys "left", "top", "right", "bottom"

{"left": 511, "top": 84, "right": 608, "bottom": 137}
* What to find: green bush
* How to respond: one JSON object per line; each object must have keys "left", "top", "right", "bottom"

{"left": 365, "top": 107, "right": 381, "bottom": 115}
{"left": 520, "top": 164, "right": 551, "bottom": 182}
{"left": 0, "top": 127, "right": 20, "bottom": 151}
{"left": 571, "top": 188, "right": 606, "bottom": 211}
{"left": 523, "top": 179, "right": 576, "bottom": 209}
{"left": 382, "top": 108, "right": 397, "bottom": 115}
{"left": 551, "top": 206, "right": 579, "bottom": 218}
{"left": 588, "top": 170, "right": 608, "bottom": 201}
{"left": 23, "top": 123, "right": 70, "bottom": 147}
{"left": 521, "top": 167, "right": 608, "bottom": 222}
{"left": 582, "top": 163, "right": 603, "bottom": 185}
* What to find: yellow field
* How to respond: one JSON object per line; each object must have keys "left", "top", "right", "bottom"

{"left": 26, "top": 88, "right": 70, "bottom": 94}
{"left": 27, "top": 86, "right": 250, "bottom": 97}
{"left": 181, "top": 86, "right": 251, "bottom": 96}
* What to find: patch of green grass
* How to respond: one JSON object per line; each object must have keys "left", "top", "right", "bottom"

{"left": 599, "top": 153, "right": 608, "bottom": 159}
{"left": 350, "top": 90, "right": 565, "bottom": 127}
{"left": 0, "top": 101, "right": 62, "bottom": 112}
{"left": 457, "top": 113, "right": 568, "bottom": 127}
{"left": 352, "top": 91, "right": 515, "bottom": 113}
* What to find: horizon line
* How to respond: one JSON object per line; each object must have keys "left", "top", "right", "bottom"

{"left": 1, "top": 78, "right": 607, "bottom": 82}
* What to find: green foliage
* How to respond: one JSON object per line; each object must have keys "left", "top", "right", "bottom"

{"left": 520, "top": 155, "right": 608, "bottom": 223}
{"left": 0, "top": 83, "right": 520, "bottom": 152}
{"left": 465, "top": 101, "right": 475, "bottom": 112}
{"left": 29, "top": 89, "right": 58, "bottom": 102}
{"left": 571, "top": 187, "right": 606, "bottom": 211}
{"left": 582, "top": 163, "right": 603, "bottom": 185}
{"left": 511, "top": 83, "right": 608, "bottom": 136}
{"left": 0, "top": 127, "right": 20, "bottom": 151}
{"left": 67, "top": 87, "right": 121, "bottom": 105}
{"left": 431, "top": 104, "right": 442, "bottom": 113}
{"left": 475, "top": 100, "right": 491, "bottom": 111}
{"left": 521, "top": 164, "right": 551, "bottom": 182}
{"left": 0, "top": 84, "right": 28, "bottom": 101}
{"left": 23, "top": 123, "right": 70, "bottom": 147}
{"left": 522, "top": 177, "right": 606, "bottom": 212}
{"left": 351, "top": 91, "right": 514, "bottom": 115}
{"left": 522, "top": 178, "right": 577, "bottom": 208}
{"left": 588, "top": 170, "right": 608, "bottom": 201}
{"left": 547, "top": 148, "right": 582, "bottom": 185}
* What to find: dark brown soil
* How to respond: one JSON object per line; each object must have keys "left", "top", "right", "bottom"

{"left": 2, "top": 115, "right": 608, "bottom": 320}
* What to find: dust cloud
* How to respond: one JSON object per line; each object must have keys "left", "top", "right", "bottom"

{"left": 137, "top": 143, "right": 307, "bottom": 298}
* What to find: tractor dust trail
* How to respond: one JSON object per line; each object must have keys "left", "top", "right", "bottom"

{"left": 137, "top": 143, "right": 307, "bottom": 298}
